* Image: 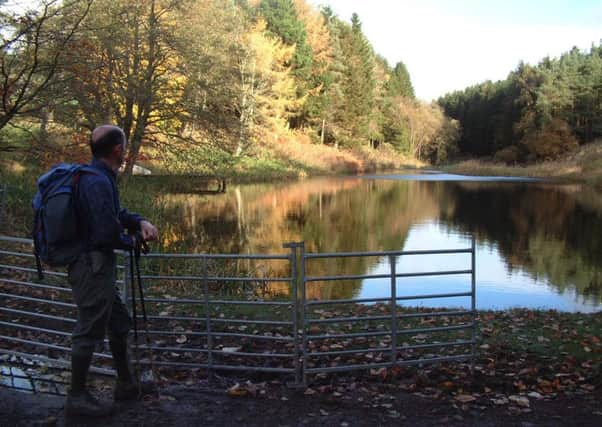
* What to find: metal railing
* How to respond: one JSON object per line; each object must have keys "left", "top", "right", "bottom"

{"left": 0, "top": 234, "right": 477, "bottom": 394}
{"left": 300, "top": 241, "right": 477, "bottom": 384}
{"left": 0, "top": 184, "right": 6, "bottom": 229}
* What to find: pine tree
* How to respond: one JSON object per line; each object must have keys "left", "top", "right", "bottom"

{"left": 387, "top": 61, "right": 415, "bottom": 99}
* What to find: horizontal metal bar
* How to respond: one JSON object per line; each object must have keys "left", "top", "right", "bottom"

{"left": 307, "top": 330, "right": 391, "bottom": 340}
{"left": 0, "top": 293, "right": 75, "bottom": 308}
{"left": 138, "top": 297, "right": 291, "bottom": 306}
{"left": 304, "top": 354, "right": 472, "bottom": 374}
{"left": 139, "top": 275, "right": 291, "bottom": 283}
{"left": 395, "top": 270, "right": 472, "bottom": 278}
{"left": 307, "top": 297, "right": 391, "bottom": 306}
{"left": 305, "top": 270, "right": 472, "bottom": 282}
{"left": 0, "top": 321, "right": 72, "bottom": 337}
{"left": 209, "top": 300, "right": 291, "bottom": 306}
{"left": 0, "top": 348, "right": 114, "bottom": 376}
{"left": 0, "top": 250, "right": 34, "bottom": 258}
{"left": 307, "top": 323, "right": 473, "bottom": 341}
{"left": 138, "top": 297, "right": 205, "bottom": 305}
{"left": 0, "top": 335, "right": 111, "bottom": 359}
{"left": 397, "top": 310, "right": 473, "bottom": 319}
{"left": 396, "top": 323, "right": 474, "bottom": 335}
{"left": 306, "top": 293, "right": 471, "bottom": 307}
{"left": 210, "top": 331, "right": 294, "bottom": 341}
{"left": 0, "top": 307, "right": 75, "bottom": 323}
{"left": 141, "top": 315, "right": 291, "bottom": 326}
{"left": 138, "top": 344, "right": 292, "bottom": 358}
{"left": 307, "top": 310, "right": 473, "bottom": 325}
{"left": 396, "top": 291, "right": 472, "bottom": 301}
{"left": 305, "top": 273, "right": 391, "bottom": 282}
{"left": 0, "top": 236, "right": 33, "bottom": 244}
{"left": 306, "top": 339, "right": 474, "bottom": 358}
{"left": 308, "top": 314, "right": 390, "bottom": 324}
{"left": 138, "top": 360, "right": 294, "bottom": 373}
{"left": 0, "top": 264, "right": 67, "bottom": 278}
{"left": 141, "top": 329, "right": 294, "bottom": 341}
{"left": 308, "top": 346, "right": 392, "bottom": 357}
{"left": 141, "top": 253, "right": 289, "bottom": 260}
{"left": 0, "top": 277, "right": 71, "bottom": 293}
{"left": 304, "top": 248, "right": 473, "bottom": 259}
{"left": 397, "top": 339, "right": 475, "bottom": 351}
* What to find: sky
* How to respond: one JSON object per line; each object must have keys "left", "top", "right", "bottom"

{"left": 309, "top": 0, "right": 602, "bottom": 101}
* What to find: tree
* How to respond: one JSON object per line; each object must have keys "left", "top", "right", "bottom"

{"left": 394, "top": 97, "right": 459, "bottom": 163}
{"left": 439, "top": 42, "right": 602, "bottom": 161}
{"left": 64, "top": 0, "right": 185, "bottom": 175}
{"left": 259, "top": 0, "right": 313, "bottom": 81}
{"left": 335, "top": 13, "right": 375, "bottom": 146}
{"left": 0, "top": 0, "right": 91, "bottom": 147}
{"left": 235, "top": 19, "right": 298, "bottom": 156}
{"left": 387, "top": 61, "right": 414, "bottom": 99}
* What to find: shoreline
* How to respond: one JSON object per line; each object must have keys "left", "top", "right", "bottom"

{"left": 440, "top": 141, "right": 602, "bottom": 187}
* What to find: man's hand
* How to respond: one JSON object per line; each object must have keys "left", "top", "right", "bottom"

{"left": 140, "top": 220, "right": 159, "bottom": 242}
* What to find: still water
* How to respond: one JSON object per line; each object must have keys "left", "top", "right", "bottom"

{"left": 140, "top": 171, "right": 602, "bottom": 312}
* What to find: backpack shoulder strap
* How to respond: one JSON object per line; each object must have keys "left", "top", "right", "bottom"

{"left": 78, "top": 165, "right": 101, "bottom": 175}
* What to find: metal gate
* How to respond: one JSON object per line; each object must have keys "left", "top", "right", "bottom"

{"left": 0, "top": 235, "right": 477, "bottom": 394}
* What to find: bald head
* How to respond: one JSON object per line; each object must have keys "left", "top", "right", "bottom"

{"left": 90, "top": 125, "right": 126, "bottom": 158}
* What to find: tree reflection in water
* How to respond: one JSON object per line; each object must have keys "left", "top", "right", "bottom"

{"left": 132, "top": 175, "right": 602, "bottom": 310}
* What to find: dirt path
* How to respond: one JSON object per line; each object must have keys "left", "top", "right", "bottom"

{"left": 2, "top": 384, "right": 601, "bottom": 427}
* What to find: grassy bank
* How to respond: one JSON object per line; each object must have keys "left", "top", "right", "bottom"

{"left": 142, "top": 140, "right": 424, "bottom": 182}
{"left": 443, "top": 140, "right": 602, "bottom": 186}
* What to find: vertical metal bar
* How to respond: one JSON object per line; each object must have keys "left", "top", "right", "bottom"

{"left": 299, "top": 242, "right": 307, "bottom": 386}
{"left": 389, "top": 255, "right": 397, "bottom": 365}
{"left": 0, "top": 184, "right": 6, "bottom": 230}
{"left": 470, "top": 235, "right": 476, "bottom": 372}
{"left": 203, "top": 256, "right": 213, "bottom": 383}
{"left": 286, "top": 243, "right": 300, "bottom": 386}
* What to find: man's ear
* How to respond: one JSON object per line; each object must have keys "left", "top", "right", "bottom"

{"left": 113, "top": 143, "right": 124, "bottom": 158}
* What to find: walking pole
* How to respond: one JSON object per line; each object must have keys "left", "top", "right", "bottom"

{"left": 129, "top": 247, "right": 141, "bottom": 385}
{"left": 133, "top": 233, "right": 158, "bottom": 396}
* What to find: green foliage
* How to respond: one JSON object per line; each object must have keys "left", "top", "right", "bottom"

{"left": 259, "top": 0, "right": 313, "bottom": 80}
{"left": 387, "top": 61, "right": 415, "bottom": 99}
{"left": 0, "top": 0, "right": 446, "bottom": 170}
{"left": 439, "top": 43, "right": 602, "bottom": 161}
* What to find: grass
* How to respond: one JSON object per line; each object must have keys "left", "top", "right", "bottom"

{"left": 443, "top": 140, "right": 602, "bottom": 187}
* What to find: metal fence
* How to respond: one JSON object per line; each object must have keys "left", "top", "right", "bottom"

{"left": 0, "top": 184, "right": 6, "bottom": 229}
{"left": 0, "top": 234, "right": 477, "bottom": 394}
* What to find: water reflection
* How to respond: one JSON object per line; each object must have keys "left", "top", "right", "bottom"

{"left": 138, "top": 172, "right": 602, "bottom": 312}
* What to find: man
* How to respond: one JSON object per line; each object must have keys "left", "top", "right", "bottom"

{"left": 65, "top": 125, "right": 158, "bottom": 417}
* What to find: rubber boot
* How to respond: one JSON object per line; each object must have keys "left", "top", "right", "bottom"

{"left": 110, "top": 336, "right": 156, "bottom": 401}
{"left": 65, "top": 344, "right": 113, "bottom": 417}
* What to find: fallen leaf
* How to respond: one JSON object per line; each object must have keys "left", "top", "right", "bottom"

{"left": 509, "top": 395, "right": 530, "bottom": 408}
{"left": 455, "top": 394, "right": 477, "bottom": 403}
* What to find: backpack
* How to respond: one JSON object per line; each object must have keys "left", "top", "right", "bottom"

{"left": 32, "top": 163, "right": 98, "bottom": 278}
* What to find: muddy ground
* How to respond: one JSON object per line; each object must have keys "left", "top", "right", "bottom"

{"left": 1, "top": 382, "right": 601, "bottom": 427}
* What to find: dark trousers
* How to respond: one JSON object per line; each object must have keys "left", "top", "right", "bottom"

{"left": 68, "top": 251, "right": 131, "bottom": 350}
{"left": 68, "top": 249, "right": 133, "bottom": 392}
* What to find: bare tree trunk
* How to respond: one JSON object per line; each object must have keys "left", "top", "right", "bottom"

{"left": 320, "top": 119, "right": 325, "bottom": 144}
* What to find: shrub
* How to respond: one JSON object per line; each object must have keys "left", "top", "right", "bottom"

{"left": 494, "top": 146, "right": 522, "bottom": 164}
{"left": 520, "top": 118, "right": 579, "bottom": 161}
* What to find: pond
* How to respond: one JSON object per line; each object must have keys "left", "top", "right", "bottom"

{"left": 127, "top": 170, "right": 601, "bottom": 313}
